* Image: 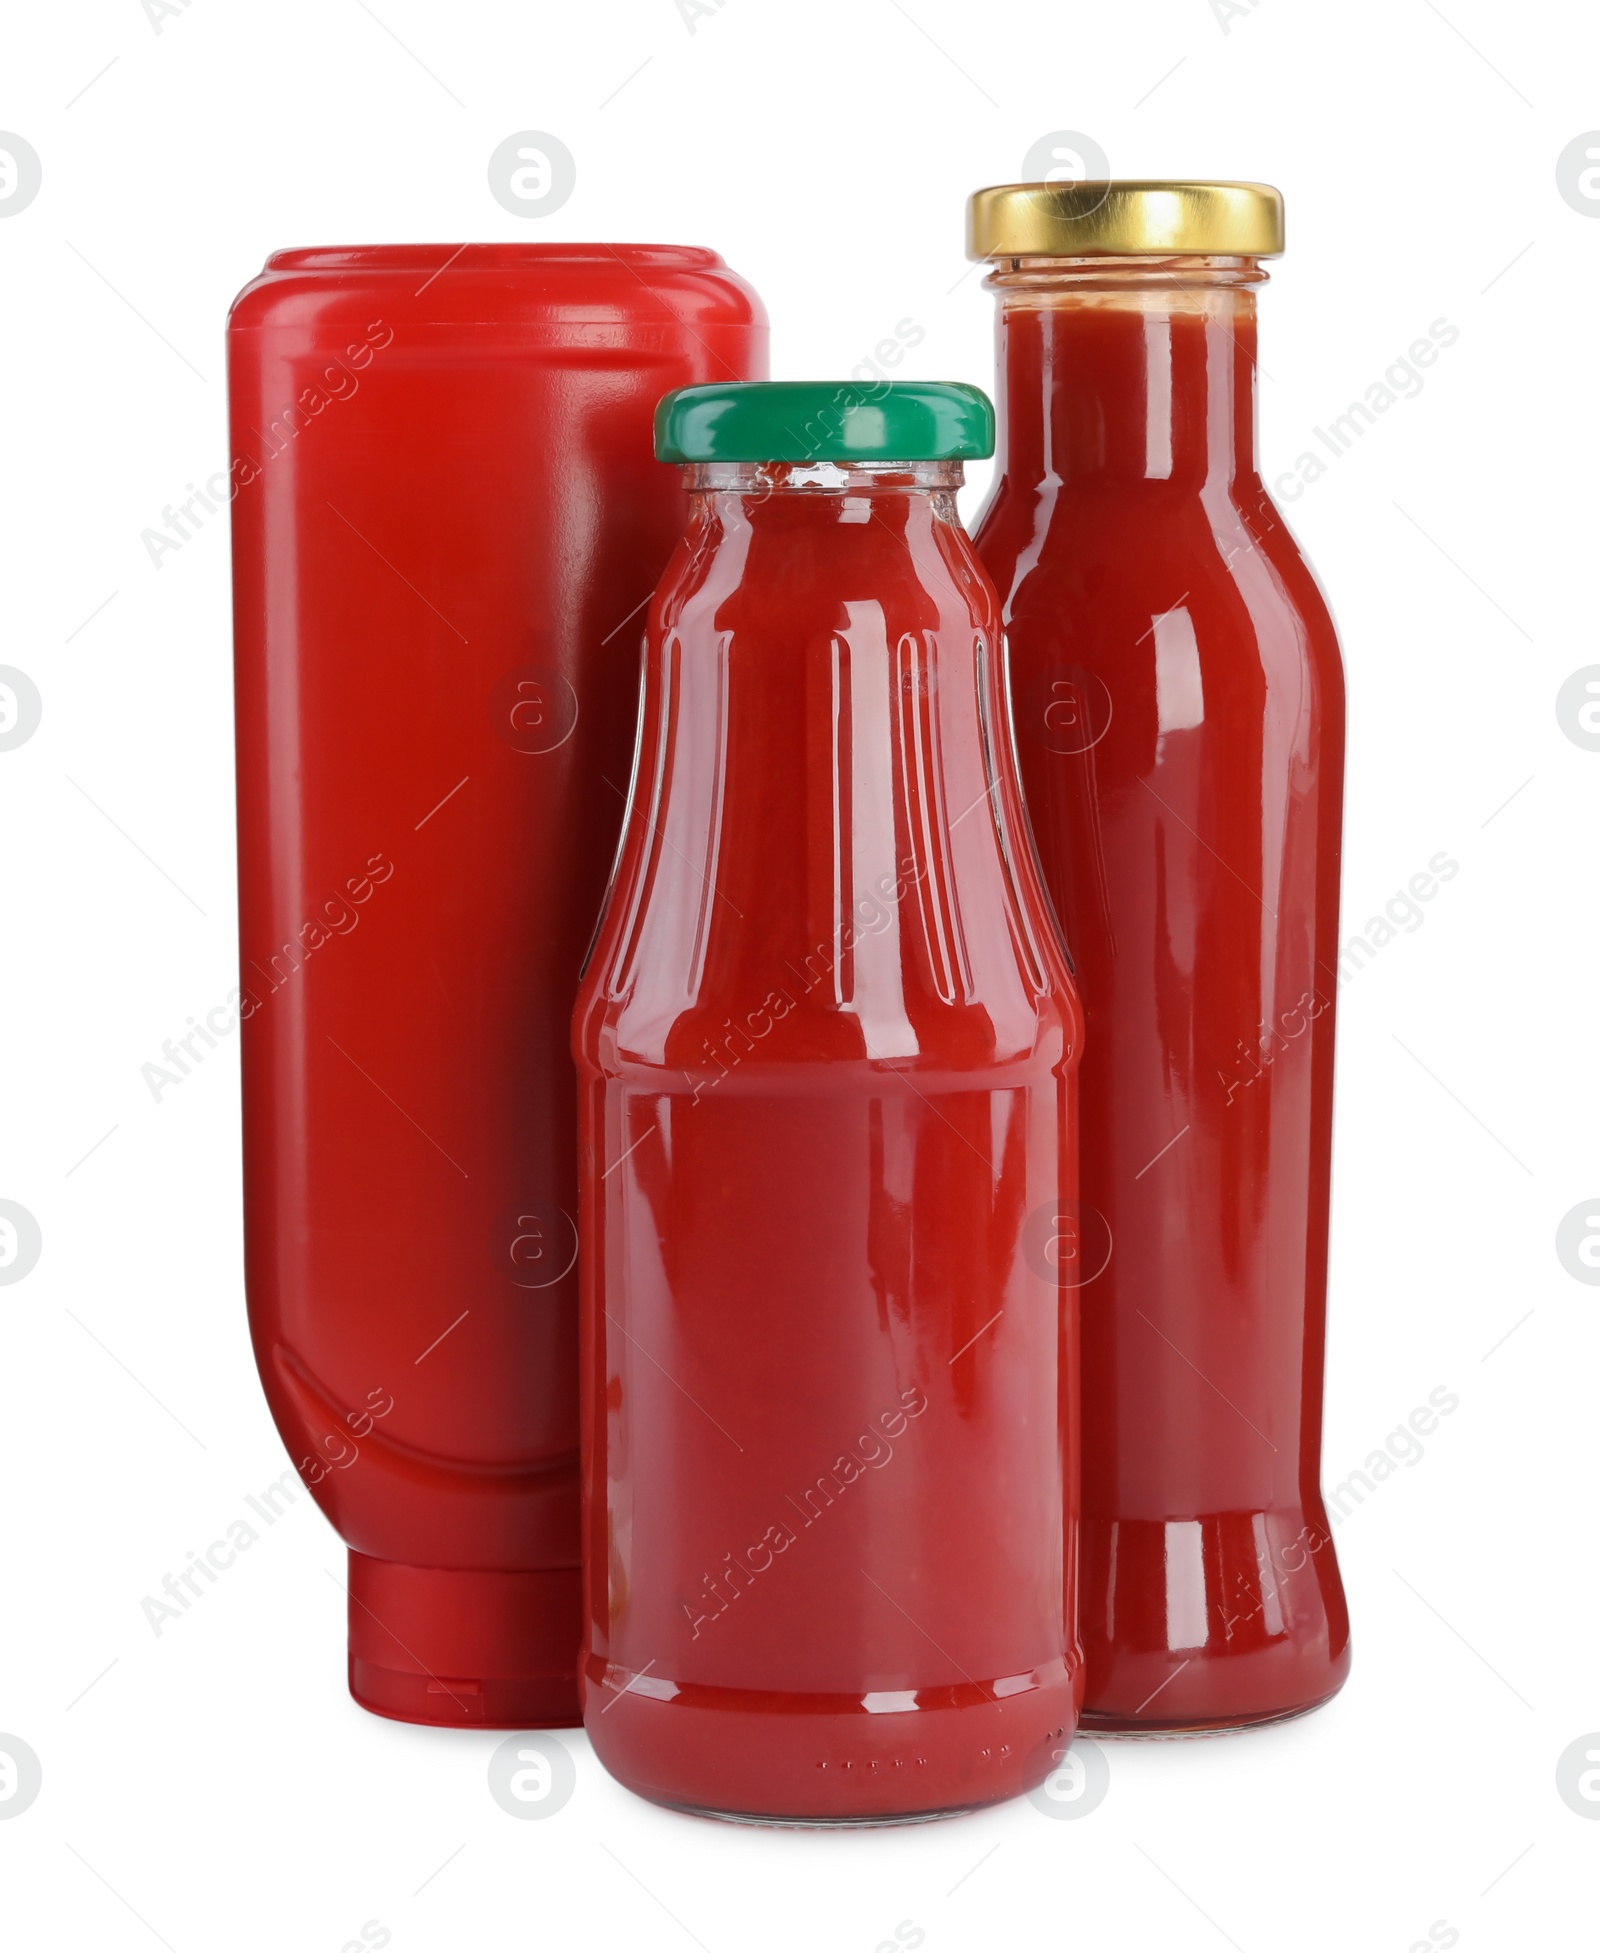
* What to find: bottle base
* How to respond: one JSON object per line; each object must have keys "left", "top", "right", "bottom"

{"left": 345, "top": 1553, "right": 581, "bottom": 1729}
{"left": 1079, "top": 1688, "right": 1343, "bottom": 1739}
{"left": 653, "top": 1800, "right": 982, "bottom": 1830}
{"left": 1077, "top": 1507, "right": 1351, "bottom": 1734}
{"left": 581, "top": 1652, "right": 1080, "bottom": 1824}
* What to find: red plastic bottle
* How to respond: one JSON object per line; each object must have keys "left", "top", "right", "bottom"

{"left": 574, "top": 381, "right": 1083, "bottom": 1821}
{"left": 228, "top": 244, "right": 766, "bottom": 1727}
{"left": 969, "top": 184, "right": 1351, "bottom": 1730}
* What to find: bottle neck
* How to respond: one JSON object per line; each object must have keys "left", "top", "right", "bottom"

{"left": 682, "top": 460, "right": 967, "bottom": 559}
{"left": 686, "top": 459, "right": 962, "bottom": 498}
{"left": 987, "top": 255, "right": 1265, "bottom": 492}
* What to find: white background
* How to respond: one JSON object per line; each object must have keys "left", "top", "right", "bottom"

{"left": 1, "top": 0, "right": 1595, "bottom": 1946}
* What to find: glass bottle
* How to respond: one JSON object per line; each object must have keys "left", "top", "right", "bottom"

{"left": 574, "top": 381, "right": 1083, "bottom": 1820}
{"left": 970, "top": 183, "right": 1351, "bottom": 1731}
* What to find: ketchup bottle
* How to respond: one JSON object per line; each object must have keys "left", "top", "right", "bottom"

{"left": 574, "top": 382, "right": 1083, "bottom": 1820}
{"left": 969, "top": 184, "right": 1351, "bottom": 1731}
{"left": 228, "top": 244, "right": 766, "bottom": 1727}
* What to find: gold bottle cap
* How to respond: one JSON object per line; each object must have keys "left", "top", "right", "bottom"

{"left": 967, "top": 180, "right": 1285, "bottom": 259}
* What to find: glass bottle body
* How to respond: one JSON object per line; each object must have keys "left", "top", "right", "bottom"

{"left": 975, "top": 257, "right": 1350, "bottom": 1731}
{"left": 575, "top": 460, "right": 1083, "bottom": 1819}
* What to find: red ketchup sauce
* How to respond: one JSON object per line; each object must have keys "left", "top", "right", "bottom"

{"left": 229, "top": 245, "right": 765, "bottom": 1726}
{"left": 973, "top": 219, "right": 1351, "bottom": 1731}
{"left": 574, "top": 383, "right": 1083, "bottom": 1820}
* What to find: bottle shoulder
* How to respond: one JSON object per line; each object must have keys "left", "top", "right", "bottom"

{"left": 982, "top": 474, "right": 1342, "bottom": 674}
{"left": 982, "top": 470, "right": 1326, "bottom": 587}
{"left": 574, "top": 515, "right": 1082, "bottom": 1081}
{"left": 575, "top": 744, "right": 1083, "bottom": 1078}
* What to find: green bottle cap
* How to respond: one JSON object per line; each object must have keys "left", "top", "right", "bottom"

{"left": 655, "top": 381, "right": 995, "bottom": 464}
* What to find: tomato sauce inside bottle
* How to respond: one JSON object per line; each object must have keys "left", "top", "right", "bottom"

{"left": 574, "top": 382, "right": 1083, "bottom": 1820}
{"left": 970, "top": 185, "right": 1351, "bottom": 1732}
{"left": 228, "top": 244, "right": 766, "bottom": 1727}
